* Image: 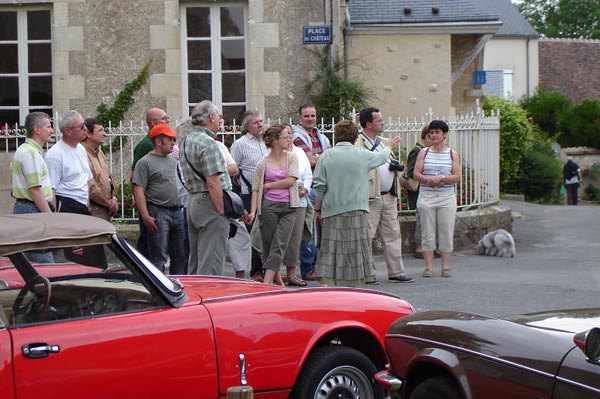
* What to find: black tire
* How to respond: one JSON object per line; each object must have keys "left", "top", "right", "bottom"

{"left": 289, "top": 345, "right": 383, "bottom": 399}
{"left": 409, "top": 375, "right": 462, "bottom": 399}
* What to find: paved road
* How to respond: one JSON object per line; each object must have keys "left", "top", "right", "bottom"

{"left": 224, "top": 199, "right": 599, "bottom": 317}
{"left": 367, "top": 199, "right": 600, "bottom": 317}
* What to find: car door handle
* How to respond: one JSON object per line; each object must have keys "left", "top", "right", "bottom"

{"left": 22, "top": 343, "right": 60, "bottom": 358}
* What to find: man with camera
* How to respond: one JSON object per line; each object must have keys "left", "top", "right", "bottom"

{"left": 356, "top": 107, "right": 413, "bottom": 283}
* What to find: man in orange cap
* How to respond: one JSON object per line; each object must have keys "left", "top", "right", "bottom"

{"left": 132, "top": 123, "right": 186, "bottom": 275}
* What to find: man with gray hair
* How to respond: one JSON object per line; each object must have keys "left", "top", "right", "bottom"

{"left": 46, "top": 110, "right": 94, "bottom": 214}
{"left": 230, "top": 109, "right": 267, "bottom": 280}
{"left": 180, "top": 100, "right": 232, "bottom": 275}
{"left": 10, "top": 111, "right": 55, "bottom": 263}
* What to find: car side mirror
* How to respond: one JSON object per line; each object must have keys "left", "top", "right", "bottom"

{"left": 574, "top": 327, "right": 600, "bottom": 363}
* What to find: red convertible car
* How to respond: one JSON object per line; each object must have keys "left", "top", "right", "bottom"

{"left": 0, "top": 213, "right": 413, "bottom": 399}
{"left": 375, "top": 310, "right": 600, "bottom": 399}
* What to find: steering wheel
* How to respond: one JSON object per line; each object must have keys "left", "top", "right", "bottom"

{"left": 10, "top": 275, "right": 51, "bottom": 325}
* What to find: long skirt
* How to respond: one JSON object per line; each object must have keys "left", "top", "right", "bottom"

{"left": 316, "top": 210, "right": 374, "bottom": 287}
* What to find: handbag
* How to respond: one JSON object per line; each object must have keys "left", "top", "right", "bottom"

{"left": 222, "top": 188, "right": 245, "bottom": 219}
{"left": 182, "top": 139, "right": 245, "bottom": 219}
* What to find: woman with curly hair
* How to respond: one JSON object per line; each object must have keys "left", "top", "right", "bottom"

{"left": 248, "top": 124, "right": 299, "bottom": 285}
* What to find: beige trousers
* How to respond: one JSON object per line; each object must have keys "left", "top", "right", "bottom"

{"left": 367, "top": 193, "right": 406, "bottom": 278}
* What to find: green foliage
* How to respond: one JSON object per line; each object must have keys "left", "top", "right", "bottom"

{"left": 115, "top": 180, "right": 134, "bottom": 219}
{"left": 558, "top": 100, "right": 600, "bottom": 148}
{"left": 96, "top": 61, "right": 151, "bottom": 127}
{"left": 518, "top": 0, "right": 600, "bottom": 39}
{"left": 582, "top": 162, "right": 600, "bottom": 180}
{"left": 518, "top": 141, "right": 563, "bottom": 203}
{"left": 483, "top": 96, "right": 535, "bottom": 193}
{"left": 583, "top": 184, "right": 600, "bottom": 201}
{"left": 304, "top": 47, "right": 375, "bottom": 121}
{"left": 519, "top": 88, "right": 572, "bottom": 139}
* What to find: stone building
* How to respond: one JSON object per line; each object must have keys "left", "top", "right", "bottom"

{"left": 0, "top": 0, "right": 538, "bottom": 127}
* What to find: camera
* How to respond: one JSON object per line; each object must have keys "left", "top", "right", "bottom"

{"left": 389, "top": 160, "right": 404, "bottom": 172}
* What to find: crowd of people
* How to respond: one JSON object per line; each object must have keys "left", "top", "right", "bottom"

{"left": 10, "top": 102, "right": 463, "bottom": 285}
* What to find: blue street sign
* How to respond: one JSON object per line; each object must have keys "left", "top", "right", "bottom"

{"left": 473, "top": 70, "right": 487, "bottom": 85}
{"left": 303, "top": 25, "right": 332, "bottom": 44}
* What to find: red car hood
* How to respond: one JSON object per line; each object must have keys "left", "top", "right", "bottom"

{"left": 177, "top": 275, "right": 286, "bottom": 301}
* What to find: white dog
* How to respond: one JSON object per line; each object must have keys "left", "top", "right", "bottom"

{"left": 476, "top": 229, "right": 515, "bottom": 257}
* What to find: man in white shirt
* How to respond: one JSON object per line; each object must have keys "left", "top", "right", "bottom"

{"left": 46, "top": 110, "right": 93, "bottom": 215}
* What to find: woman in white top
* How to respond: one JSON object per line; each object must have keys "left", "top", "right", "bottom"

{"left": 413, "top": 120, "right": 461, "bottom": 278}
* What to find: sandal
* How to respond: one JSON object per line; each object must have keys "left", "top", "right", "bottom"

{"left": 288, "top": 276, "right": 307, "bottom": 287}
{"left": 441, "top": 268, "right": 453, "bottom": 277}
{"left": 304, "top": 271, "right": 316, "bottom": 281}
{"left": 422, "top": 269, "right": 432, "bottom": 277}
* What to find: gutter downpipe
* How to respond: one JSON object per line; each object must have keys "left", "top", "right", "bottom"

{"left": 344, "top": 5, "right": 352, "bottom": 80}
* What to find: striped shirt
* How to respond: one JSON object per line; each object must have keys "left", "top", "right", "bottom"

{"left": 10, "top": 138, "right": 53, "bottom": 201}
{"left": 230, "top": 133, "right": 267, "bottom": 195}
{"left": 420, "top": 147, "right": 455, "bottom": 193}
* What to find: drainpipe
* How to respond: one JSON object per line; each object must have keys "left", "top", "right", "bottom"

{"left": 526, "top": 38, "right": 531, "bottom": 98}
{"left": 344, "top": 4, "right": 352, "bottom": 80}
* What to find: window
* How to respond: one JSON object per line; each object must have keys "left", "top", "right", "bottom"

{"left": 0, "top": 7, "right": 53, "bottom": 128}
{"left": 181, "top": 4, "right": 247, "bottom": 125}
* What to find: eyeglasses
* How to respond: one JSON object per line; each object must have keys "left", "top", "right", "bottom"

{"left": 70, "top": 123, "right": 85, "bottom": 130}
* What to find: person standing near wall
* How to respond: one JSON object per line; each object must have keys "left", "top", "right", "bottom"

{"left": 563, "top": 157, "right": 583, "bottom": 205}
{"left": 46, "top": 110, "right": 93, "bottom": 215}
{"left": 404, "top": 125, "right": 433, "bottom": 258}
{"left": 413, "top": 120, "right": 461, "bottom": 278}
{"left": 131, "top": 108, "right": 170, "bottom": 258}
{"left": 356, "top": 107, "right": 413, "bottom": 283}
{"left": 82, "top": 118, "right": 118, "bottom": 221}
{"left": 292, "top": 102, "right": 331, "bottom": 281}
{"left": 312, "top": 120, "right": 401, "bottom": 287}
{"left": 10, "top": 111, "right": 55, "bottom": 263}
{"left": 180, "top": 100, "right": 232, "bottom": 276}
{"left": 230, "top": 109, "right": 267, "bottom": 280}
{"left": 248, "top": 124, "right": 299, "bottom": 286}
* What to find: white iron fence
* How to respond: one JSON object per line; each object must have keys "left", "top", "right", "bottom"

{"left": 0, "top": 106, "right": 499, "bottom": 221}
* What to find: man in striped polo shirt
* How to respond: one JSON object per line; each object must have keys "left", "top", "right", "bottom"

{"left": 10, "top": 111, "right": 55, "bottom": 262}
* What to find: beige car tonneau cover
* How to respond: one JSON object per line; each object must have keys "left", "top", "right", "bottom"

{"left": 0, "top": 213, "right": 115, "bottom": 256}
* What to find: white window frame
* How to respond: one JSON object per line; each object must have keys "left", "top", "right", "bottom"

{"left": 503, "top": 69, "right": 513, "bottom": 100}
{"left": 0, "top": 6, "right": 53, "bottom": 126}
{"left": 180, "top": 3, "right": 247, "bottom": 118}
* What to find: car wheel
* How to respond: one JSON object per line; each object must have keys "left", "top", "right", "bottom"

{"left": 289, "top": 345, "right": 383, "bottom": 399}
{"left": 409, "top": 375, "right": 462, "bottom": 399}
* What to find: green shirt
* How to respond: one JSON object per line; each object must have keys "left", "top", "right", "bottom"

{"left": 312, "top": 142, "right": 391, "bottom": 218}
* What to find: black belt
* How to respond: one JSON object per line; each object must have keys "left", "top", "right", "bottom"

{"left": 15, "top": 198, "right": 34, "bottom": 203}
{"left": 148, "top": 203, "right": 182, "bottom": 211}
{"left": 380, "top": 191, "right": 389, "bottom": 195}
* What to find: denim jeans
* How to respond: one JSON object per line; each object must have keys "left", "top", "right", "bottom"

{"left": 146, "top": 205, "right": 187, "bottom": 275}
{"left": 299, "top": 190, "right": 317, "bottom": 278}
{"left": 13, "top": 201, "right": 55, "bottom": 264}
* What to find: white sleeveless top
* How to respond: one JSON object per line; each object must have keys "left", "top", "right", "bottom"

{"left": 420, "top": 147, "right": 455, "bottom": 193}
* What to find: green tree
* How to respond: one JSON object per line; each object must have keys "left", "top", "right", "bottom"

{"left": 518, "top": 141, "right": 563, "bottom": 203}
{"left": 483, "top": 96, "right": 535, "bottom": 193}
{"left": 558, "top": 99, "right": 600, "bottom": 148}
{"left": 304, "top": 47, "right": 374, "bottom": 121}
{"left": 518, "top": 0, "right": 600, "bottom": 39}
{"left": 519, "top": 88, "right": 572, "bottom": 140}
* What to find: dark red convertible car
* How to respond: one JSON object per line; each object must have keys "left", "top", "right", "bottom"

{"left": 0, "top": 213, "right": 413, "bottom": 399}
{"left": 375, "top": 310, "right": 600, "bottom": 399}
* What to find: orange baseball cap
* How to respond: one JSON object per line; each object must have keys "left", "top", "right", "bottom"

{"left": 149, "top": 124, "right": 176, "bottom": 138}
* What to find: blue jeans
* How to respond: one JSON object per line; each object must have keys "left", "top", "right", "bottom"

{"left": 13, "top": 201, "right": 54, "bottom": 263}
{"left": 300, "top": 190, "right": 317, "bottom": 278}
{"left": 146, "top": 205, "right": 187, "bottom": 275}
